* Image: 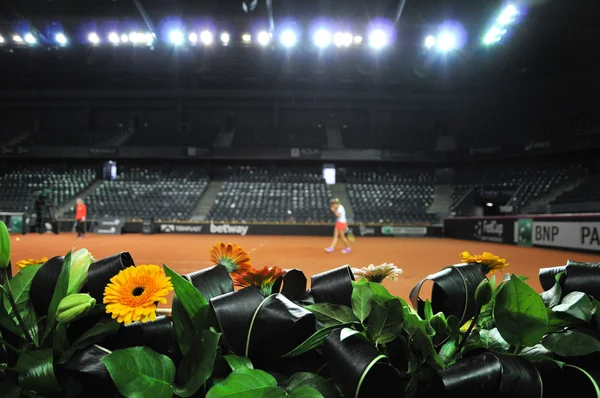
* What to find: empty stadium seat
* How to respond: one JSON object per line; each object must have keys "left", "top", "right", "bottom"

{"left": 207, "top": 167, "right": 332, "bottom": 223}
{"left": 63, "top": 166, "right": 208, "bottom": 220}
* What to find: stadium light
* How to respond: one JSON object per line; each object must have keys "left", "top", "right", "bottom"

{"left": 486, "top": 202, "right": 494, "bottom": 207}
{"left": 0, "top": 35, "right": 5, "bottom": 44}
{"left": 333, "top": 32, "right": 352, "bottom": 47}
{"left": 257, "top": 31, "right": 270, "bottom": 46}
{"left": 108, "top": 32, "right": 119, "bottom": 44}
{"left": 144, "top": 33, "right": 154, "bottom": 45}
{"left": 424, "top": 35, "right": 436, "bottom": 49}
{"left": 368, "top": 29, "right": 388, "bottom": 49}
{"left": 189, "top": 32, "right": 198, "bottom": 43}
{"left": 169, "top": 30, "right": 184, "bottom": 45}
{"left": 353, "top": 35, "right": 363, "bottom": 44}
{"left": 88, "top": 32, "right": 100, "bottom": 44}
{"left": 129, "top": 32, "right": 141, "bottom": 44}
{"left": 24, "top": 33, "right": 36, "bottom": 44}
{"left": 220, "top": 32, "right": 230, "bottom": 44}
{"left": 200, "top": 30, "right": 213, "bottom": 45}
{"left": 120, "top": 34, "right": 129, "bottom": 43}
{"left": 313, "top": 29, "right": 331, "bottom": 48}
{"left": 280, "top": 29, "right": 297, "bottom": 47}
{"left": 497, "top": 5, "right": 518, "bottom": 26}
{"left": 436, "top": 32, "right": 456, "bottom": 51}
{"left": 483, "top": 26, "right": 504, "bottom": 45}
{"left": 13, "top": 35, "right": 23, "bottom": 43}
{"left": 55, "top": 33, "right": 67, "bottom": 45}
{"left": 242, "top": 33, "right": 251, "bottom": 43}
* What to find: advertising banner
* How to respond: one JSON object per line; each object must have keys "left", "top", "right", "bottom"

{"left": 444, "top": 218, "right": 515, "bottom": 244}
{"left": 94, "top": 218, "right": 124, "bottom": 234}
{"left": 381, "top": 226, "right": 428, "bottom": 237}
{"left": 531, "top": 221, "right": 600, "bottom": 251}
{"left": 516, "top": 218, "right": 533, "bottom": 247}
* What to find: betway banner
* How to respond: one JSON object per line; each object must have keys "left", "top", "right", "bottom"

{"left": 381, "top": 226, "right": 428, "bottom": 237}
{"left": 530, "top": 221, "right": 600, "bottom": 251}
{"left": 93, "top": 218, "right": 124, "bottom": 234}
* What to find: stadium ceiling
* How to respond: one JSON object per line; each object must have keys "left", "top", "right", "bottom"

{"left": 0, "top": 0, "right": 598, "bottom": 90}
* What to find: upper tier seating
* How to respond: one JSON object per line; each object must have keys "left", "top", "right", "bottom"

{"left": 63, "top": 166, "right": 208, "bottom": 220}
{"left": 208, "top": 167, "right": 332, "bottom": 223}
{"left": 346, "top": 170, "right": 437, "bottom": 224}
{"left": 0, "top": 166, "right": 96, "bottom": 212}
{"left": 551, "top": 174, "right": 600, "bottom": 213}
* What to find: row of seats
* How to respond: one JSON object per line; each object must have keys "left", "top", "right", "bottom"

{"left": 0, "top": 166, "right": 95, "bottom": 212}
{"left": 62, "top": 167, "right": 208, "bottom": 220}
{"left": 208, "top": 167, "right": 332, "bottom": 223}
{"left": 552, "top": 174, "right": 600, "bottom": 205}
{"left": 346, "top": 170, "right": 437, "bottom": 224}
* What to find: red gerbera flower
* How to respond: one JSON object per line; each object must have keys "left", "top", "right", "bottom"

{"left": 233, "top": 266, "right": 286, "bottom": 297}
{"left": 209, "top": 243, "right": 253, "bottom": 274}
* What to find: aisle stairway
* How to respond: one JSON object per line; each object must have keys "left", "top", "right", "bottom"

{"left": 57, "top": 180, "right": 103, "bottom": 217}
{"left": 192, "top": 181, "right": 224, "bottom": 221}
{"left": 428, "top": 184, "right": 453, "bottom": 222}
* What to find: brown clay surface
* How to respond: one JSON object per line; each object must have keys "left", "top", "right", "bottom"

{"left": 9, "top": 233, "right": 600, "bottom": 305}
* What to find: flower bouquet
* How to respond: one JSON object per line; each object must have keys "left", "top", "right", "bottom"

{"left": 2, "top": 221, "right": 600, "bottom": 398}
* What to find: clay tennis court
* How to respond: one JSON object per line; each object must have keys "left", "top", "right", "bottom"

{"left": 9, "top": 233, "right": 600, "bottom": 303}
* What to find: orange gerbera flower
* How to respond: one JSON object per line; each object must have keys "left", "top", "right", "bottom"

{"left": 209, "top": 243, "right": 253, "bottom": 274}
{"left": 15, "top": 257, "right": 48, "bottom": 269}
{"left": 103, "top": 264, "right": 173, "bottom": 324}
{"left": 460, "top": 251, "right": 508, "bottom": 274}
{"left": 233, "top": 266, "right": 286, "bottom": 297}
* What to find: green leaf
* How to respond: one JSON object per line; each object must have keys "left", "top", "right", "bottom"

{"left": 423, "top": 300, "right": 433, "bottom": 321}
{"left": 542, "top": 329, "right": 600, "bottom": 357}
{"left": 540, "top": 272, "right": 564, "bottom": 308}
{"left": 16, "top": 349, "right": 61, "bottom": 394}
{"left": 21, "top": 302, "right": 39, "bottom": 347}
{"left": 53, "top": 323, "right": 68, "bottom": 353}
{"left": 164, "top": 265, "right": 209, "bottom": 327}
{"left": 224, "top": 354, "right": 254, "bottom": 371}
{"left": 206, "top": 368, "right": 278, "bottom": 398}
{"left": 368, "top": 282, "right": 396, "bottom": 306}
{"left": 174, "top": 328, "right": 221, "bottom": 397}
{"left": 304, "top": 303, "right": 358, "bottom": 326}
{"left": 283, "top": 323, "right": 358, "bottom": 358}
{"left": 479, "top": 328, "right": 510, "bottom": 351}
{"left": 286, "top": 373, "right": 340, "bottom": 398}
{"left": 45, "top": 250, "right": 72, "bottom": 336}
{"left": 439, "top": 340, "right": 457, "bottom": 363}
{"left": 493, "top": 274, "right": 548, "bottom": 348}
{"left": 0, "top": 293, "right": 21, "bottom": 336}
{"left": 101, "top": 346, "right": 176, "bottom": 398}
{"left": 3, "top": 264, "right": 42, "bottom": 313}
{"left": 553, "top": 292, "right": 593, "bottom": 323}
{"left": 367, "top": 299, "right": 404, "bottom": 345}
{"left": 289, "top": 386, "right": 324, "bottom": 398}
{"left": 58, "top": 320, "right": 120, "bottom": 364}
{"left": 0, "top": 221, "right": 10, "bottom": 269}
{"left": 351, "top": 282, "right": 372, "bottom": 322}
{"left": 171, "top": 296, "right": 196, "bottom": 356}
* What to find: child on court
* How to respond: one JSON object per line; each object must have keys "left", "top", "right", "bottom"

{"left": 325, "top": 198, "right": 352, "bottom": 254}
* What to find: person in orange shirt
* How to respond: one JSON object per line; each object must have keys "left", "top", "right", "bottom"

{"left": 75, "top": 198, "right": 87, "bottom": 239}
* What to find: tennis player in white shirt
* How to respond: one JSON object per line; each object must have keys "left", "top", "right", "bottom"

{"left": 325, "top": 198, "right": 352, "bottom": 254}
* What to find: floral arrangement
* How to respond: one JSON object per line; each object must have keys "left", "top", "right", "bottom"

{"left": 1, "top": 220, "right": 600, "bottom": 398}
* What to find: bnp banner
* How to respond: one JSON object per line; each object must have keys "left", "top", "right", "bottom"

{"left": 531, "top": 221, "right": 600, "bottom": 252}
{"left": 381, "top": 226, "right": 428, "bottom": 237}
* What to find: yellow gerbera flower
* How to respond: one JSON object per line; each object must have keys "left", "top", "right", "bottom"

{"left": 209, "top": 242, "right": 253, "bottom": 274}
{"left": 15, "top": 257, "right": 48, "bottom": 269}
{"left": 460, "top": 251, "right": 508, "bottom": 274}
{"left": 103, "top": 264, "right": 173, "bottom": 325}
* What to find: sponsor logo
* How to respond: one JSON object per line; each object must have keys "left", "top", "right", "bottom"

{"left": 160, "top": 224, "right": 203, "bottom": 233}
{"left": 99, "top": 218, "right": 121, "bottom": 226}
{"left": 381, "top": 226, "right": 427, "bottom": 236}
{"left": 474, "top": 220, "right": 504, "bottom": 242}
{"left": 161, "top": 224, "right": 175, "bottom": 233}
{"left": 532, "top": 221, "right": 600, "bottom": 250}
{"left": 96, "top": 227, "right": 118, "bottom": 234}
{"left": 210, "top": 223, "right": 249, "bottom": 235}
{"left": 359, "top": 226, "right": 375, "bottom": 236}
